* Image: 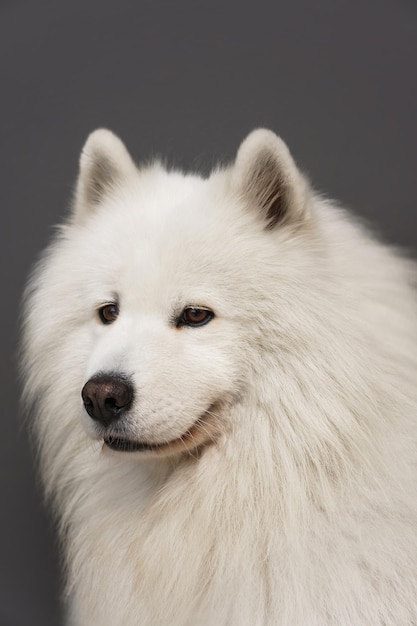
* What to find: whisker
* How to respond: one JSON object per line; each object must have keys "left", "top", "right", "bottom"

{"left": 180, "top": 432, "right": 200, "bottom": 460}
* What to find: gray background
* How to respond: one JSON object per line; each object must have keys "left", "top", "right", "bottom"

{"left": 2, "top": 0, "right": 416, "bottom": 624}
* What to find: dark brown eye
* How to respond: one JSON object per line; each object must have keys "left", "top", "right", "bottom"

{"left": 178, "top": 307, "right": 214, "bottom": 328}
{"left": 98, "top": 303, "right": 119, "bottom": 324}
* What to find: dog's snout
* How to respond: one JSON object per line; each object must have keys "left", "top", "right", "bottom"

{"left": 82, "top": 374, "right": 133, "bottom": 427}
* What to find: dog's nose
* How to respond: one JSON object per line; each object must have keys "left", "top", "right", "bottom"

{"left": 81, "top": 374, "right": 134, "bottom": 427}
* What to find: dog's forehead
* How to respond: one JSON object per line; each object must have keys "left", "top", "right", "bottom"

{"left": 109, "top": 170, "right": 219, "bottom": 234}
{"left": 88, "top": 171, "right": 238, "bottom": 262}
{"left": 73, "top": 169, "right": 242, "bottom": 295}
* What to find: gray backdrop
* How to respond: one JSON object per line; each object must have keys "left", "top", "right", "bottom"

{"left": 2, "top": 1, "right": 416, "bottom": 624}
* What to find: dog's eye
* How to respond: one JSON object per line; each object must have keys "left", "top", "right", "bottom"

{"left": 98, "top": 303, "right": 119, "bottom": 324}
{"left": 178, "top": 307, "right": 214, "bottom": 328}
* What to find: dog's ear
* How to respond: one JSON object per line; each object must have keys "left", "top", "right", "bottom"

{"left": 232, "top": 129, "right": 309, "bottom": 229}
{"left": 73, "top": 129, "right": 137, "bottom": 222}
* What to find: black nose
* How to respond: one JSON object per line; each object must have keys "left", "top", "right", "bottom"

{"left": 81, "top": 374, "right": 134, "bottom": 427}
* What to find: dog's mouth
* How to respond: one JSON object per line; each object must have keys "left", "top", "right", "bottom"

{"left": 103, "top": 412, "right": 220, "bottom": 457}
{"left": 104, "top": 437, "right": 159, "bottom": 453}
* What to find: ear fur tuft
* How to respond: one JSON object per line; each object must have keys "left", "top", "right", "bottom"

{"left": 233, "top": 129, "right": 309, "bottom": 229}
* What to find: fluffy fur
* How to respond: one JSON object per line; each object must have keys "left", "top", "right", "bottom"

{"left": 21, "top": 129, "right": 417, "bottom": 625}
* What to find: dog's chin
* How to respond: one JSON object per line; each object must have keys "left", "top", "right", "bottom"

{"left": 102, "top": 414, "right": 220, "bottom": 458}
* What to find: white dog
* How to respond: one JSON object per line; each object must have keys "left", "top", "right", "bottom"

{"left": 22, "top": 128, "right": 417, "bottom": 625}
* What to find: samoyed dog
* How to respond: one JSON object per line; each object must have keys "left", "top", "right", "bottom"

{"left": 22, "top": 128, "right": 417, "bottom": 625}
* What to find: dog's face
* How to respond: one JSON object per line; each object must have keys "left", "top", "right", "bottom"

{"left": 76, "top": 178, "right": 246, "bottom": 456}
{"left": 25, "top": 129, "right": 310, "bottom": 459}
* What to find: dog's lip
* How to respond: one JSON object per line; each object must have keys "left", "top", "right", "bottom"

{"left": 103, "top": 414, "right": 218, "bottom": 456}
{"left": 104, "top": 437, "right": 160, "bottom": 453}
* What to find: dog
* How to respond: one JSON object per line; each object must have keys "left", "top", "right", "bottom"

{"left": 21, "top": 128, "right": 417, "bottom": 624}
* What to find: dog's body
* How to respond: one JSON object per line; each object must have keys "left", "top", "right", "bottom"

{"left": 22, "top": 129, "right": 417, "bottom": 625}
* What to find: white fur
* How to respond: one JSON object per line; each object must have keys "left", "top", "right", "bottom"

{"left": 21, "top": 129, "right": 417, "bottom": 625}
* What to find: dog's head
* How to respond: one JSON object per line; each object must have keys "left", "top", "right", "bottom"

{"left": 23, "top": 129, "right": 312, "bottom": 460}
